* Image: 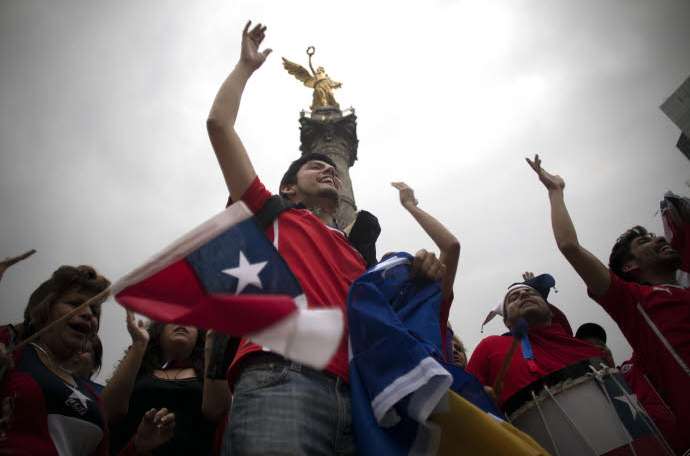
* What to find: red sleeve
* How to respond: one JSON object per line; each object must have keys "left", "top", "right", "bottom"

{"left": 228, "top": 176, "right": 272, "bottom": 214}
{"left": 588, "top": 272, "right": 642, "bottom": 332}
{"left": 466, "top": 338, "right": 493, "bottom": 386}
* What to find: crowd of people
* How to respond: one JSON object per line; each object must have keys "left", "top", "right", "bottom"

{"left": 0, "top": 19, "right": 688, "bottom": 456}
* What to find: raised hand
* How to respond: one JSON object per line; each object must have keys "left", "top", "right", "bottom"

{"left": 126, "top": 311, "right": 150, "bottom": 349}
{"left": 412, "top": 249, "right": 445, "bottom": 282}
{"left": 526, "top": 154, "right": 565, "bottom": 192}
{"left": 391, "top": 182, "right": 418, "bottom": 210}
{"left": 522, "top": 271, "right": 535, "bottom": 281}
{"left": 0, "top": 249, "right": 36, "bottom": 281}
{"left": 240, "top": 20, "right": 272, "bottom": 72}
{"left": 133, "top": 408, "right": 175, "bottom": 453}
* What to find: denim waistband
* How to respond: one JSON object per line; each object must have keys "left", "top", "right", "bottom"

{"left": 240, "top": 352, "right": 344, "bottom": 385}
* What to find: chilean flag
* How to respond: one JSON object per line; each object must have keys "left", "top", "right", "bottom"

{"left": 661, "top": 191, "right": 690, "bottom": 274}
{"left": 112, "top": 201, "right": 343, "bottom": 369}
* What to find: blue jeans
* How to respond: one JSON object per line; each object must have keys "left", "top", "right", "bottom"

{"left": 221, "top": 354, "right": 355, "bottom": 456}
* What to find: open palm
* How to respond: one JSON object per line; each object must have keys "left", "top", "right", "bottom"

{"left": 240, "top": 21, "right": 272, "bottom": 71}
{"left": 391, "top": 181, "right": 418, "bottom": 208}
{"left": 134, "top": 408, "right": 175, "bottom": 453}
{"left": 526, "top": 154, "right": 565, "bottom": 191}
{"left": 126, "top": 311, "right": 150, "bottom": 347}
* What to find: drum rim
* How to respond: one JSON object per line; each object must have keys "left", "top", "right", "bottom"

{"left": 504, "top": 357, "right": 610, "bottom": 418}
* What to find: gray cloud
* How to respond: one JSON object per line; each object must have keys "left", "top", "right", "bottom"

{"left": 1, "top": 0, "right": 689, "bottom": 381}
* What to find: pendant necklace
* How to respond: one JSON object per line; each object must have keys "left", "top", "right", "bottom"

{"left": 30, "top": 342, "right": 77, "bottom": 379}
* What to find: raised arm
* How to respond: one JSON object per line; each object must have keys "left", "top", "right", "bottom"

{"left": 0, "top": 249, "right": 36, "bottom": 282}
{"left": 206, "top": 21, "right": 272, "bottom": 201}
{"left": 392, "top": 182, "right": 460, "bottom": 300}
{"left": 102, "top": 311, "right": 149, "bottom": 423}
{"left": 526, "top": 155, "right": 610, "bottom": 296}
{"left": 201, "top": 330, "right": 231, "bottom": 422}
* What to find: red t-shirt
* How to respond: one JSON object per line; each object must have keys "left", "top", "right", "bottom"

{"left": 589, "top": 273, "right": 690, "bottom": 451}
{"left": 466, "top": 323, "right": 602, "bottom": 408}
{"left": 227, "top": 177, "right": 367, "bottom": 382}
{"left": 620, "top": 357, "right": 682, "bottom": 453}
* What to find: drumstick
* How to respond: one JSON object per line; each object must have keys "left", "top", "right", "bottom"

{"left": 13, "top": 287, "right": 111, "bottom": 352}
{"left": 493, "top": 318, "right": 528, "bottom": 398}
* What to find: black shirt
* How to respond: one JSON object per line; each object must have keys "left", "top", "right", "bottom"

{"left": 110, "top": 375, "right": 216, "bottom": 455}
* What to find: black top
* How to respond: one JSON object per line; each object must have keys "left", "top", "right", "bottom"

{"left": 110, "top": 375, "right": 216, "bottom": 456}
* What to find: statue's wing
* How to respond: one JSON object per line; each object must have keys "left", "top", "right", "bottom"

{"left": 282, "top": 58, "right": 315, "bottom": 88}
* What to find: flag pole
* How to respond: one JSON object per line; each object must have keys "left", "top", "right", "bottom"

{"left": 493, "top": 337, "right": 520, "bottom": 398}
{"left": 493, "top": 318, "right": 528, "bottom": 398}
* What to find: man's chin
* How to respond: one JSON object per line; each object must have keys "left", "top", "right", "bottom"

{"left": 317, "top": 188, "right": 340, "bottom": 203}
{"left": 519, "top": 309, "right": 550, "bottom": 327}
{"left": 656, "top": 251, "right": 683, "bottom": 270}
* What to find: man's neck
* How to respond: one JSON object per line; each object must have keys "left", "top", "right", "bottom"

{"left": 527, "top": 318, "right": 552, "bottom": 331}
{"left": 36, "top": 337, "right": 74, "bottom": 364}
{"left": 309, "top": 206, "right": 336, "bottom": 226}
{"left": 640, "top": 269, "right": 678, "bottom": 286}
{"left": 296, "top": 195, "right": 338, "bottom": 227}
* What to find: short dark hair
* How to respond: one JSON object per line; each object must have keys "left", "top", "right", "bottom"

{"left": 279, "top": 153, "right": 337, "bottom": 197}
{"left": 609, "top": 225, "right": 648, "bottom": 282}
{"left": 575, "top": 322, "right": 607, "bottom": 344}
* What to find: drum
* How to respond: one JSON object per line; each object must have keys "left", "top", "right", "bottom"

{"left": 505, "top": 359, "right": 673, "bottom": 456}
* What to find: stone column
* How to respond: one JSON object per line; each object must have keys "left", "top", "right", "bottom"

{"left": 299, "top": 107, "right": 358, "bottom": 228}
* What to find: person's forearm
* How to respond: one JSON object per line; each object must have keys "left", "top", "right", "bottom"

{"left": 201, "top": 346, "right": 231, "bottom": 422}
{"left": 201, "top": 378, "right": 231, "bottom": 422}
{"left": 547, "top": 190, "right": 580, "bottom": 253}
{"left": 547, "top": 189, "right": 611, "bottom": 295}
{"left": 406, "top": 204, "right": 459, "bottom": 299}
{"left": 206, "top": 62, "right": 257, "bottom": 200}
{"left": 405, "top": 204, "right": 460, "bottom": 255}
{"left": 102, "top": 343, "right": 146, "bottom": 423}
{"left": 207, "top": 62, "right": 253, "bottom": 129}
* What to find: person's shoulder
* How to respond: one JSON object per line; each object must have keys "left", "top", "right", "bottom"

{"left": 232, "top": 176, "right": 272, "bottom": 213}
{"left": 476, "top": 334, "right": 511, "bottom": 350}
{"left": 590, "top": 270, "right": 644, "bottom": 303}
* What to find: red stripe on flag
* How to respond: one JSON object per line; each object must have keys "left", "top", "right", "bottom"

{"left": 115, "top": 259, "right": 297, "bottom": 335}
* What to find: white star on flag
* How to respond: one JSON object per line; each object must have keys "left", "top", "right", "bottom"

{"left": 222, "top": 251, "right": 268, "bottom": 294}
{"left": 614, "top": 394, "right": 640, "bottom": 420}
{"left": 65, "top": 384, "right": 91, "bottom": 409}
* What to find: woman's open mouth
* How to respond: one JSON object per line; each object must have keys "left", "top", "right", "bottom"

{"left": 67, "top": 321, "right": 91, "bottom": 337}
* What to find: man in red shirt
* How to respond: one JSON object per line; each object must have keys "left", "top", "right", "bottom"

{"left": 467, "top": 274, "right": 602, "bottom": 409}
{"left": 527, "top": 154, "right": 690, "bottom": 454}
{"left": 206, "top": 22, "right": 446, "bottom": 455}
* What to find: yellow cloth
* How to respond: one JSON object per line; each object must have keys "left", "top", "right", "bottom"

{"left": 430, "top": 391, "right": 550, "bottom": 456}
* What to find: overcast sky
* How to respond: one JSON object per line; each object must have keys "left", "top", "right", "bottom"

{"left": 2, "top": 0, "right": 689, "bottom": 382}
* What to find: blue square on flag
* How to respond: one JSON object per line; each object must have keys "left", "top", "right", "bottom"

{"left": 186, "top": 219, "right": 303, "bottom": 298}
{"left": 113, "top": 202, "right": 343, "bottom": 369}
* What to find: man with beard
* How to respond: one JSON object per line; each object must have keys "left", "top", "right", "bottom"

{"left": 527, "top": 154, "right": 690, "bottom": 454}
{"left": 467, "top": 273, "right": 603, "bottom": 410}
{"left": 206, "top": 21, "right": 445, "bottom": 455}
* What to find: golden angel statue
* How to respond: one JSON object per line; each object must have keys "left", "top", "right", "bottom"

{"left": 282, "top": 47, "right": 342, "bottom": 110}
